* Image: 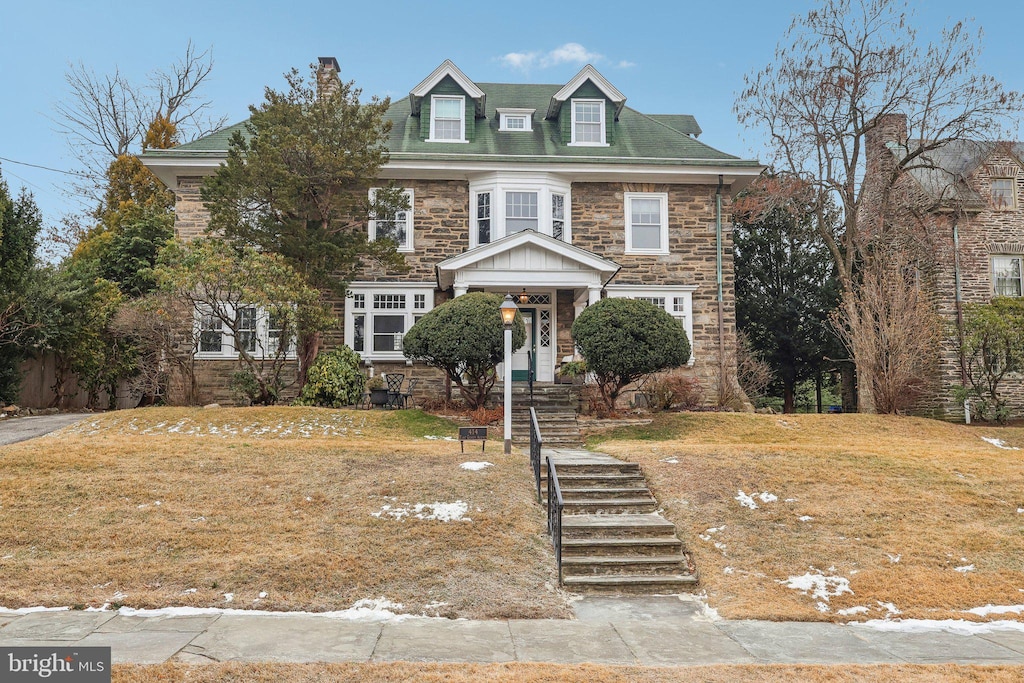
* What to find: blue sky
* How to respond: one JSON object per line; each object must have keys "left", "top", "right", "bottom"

{"left": 1, "top": 0, "right": 1022, "bottom": 236}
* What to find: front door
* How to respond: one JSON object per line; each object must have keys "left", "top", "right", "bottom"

{"left": 511, "top": 308, "right": 536, "bottom": 381}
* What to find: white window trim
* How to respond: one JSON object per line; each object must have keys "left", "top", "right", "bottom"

{"left": 624, "top": 192, "right": 669, "bottom": 255}
{"left": 992, "top": 255, "right": 1024, "bottom": 297}
{"left": 428, "top": 94, "right": 467, "bottom": 143}
{"left": 368, "top": 187, "right": 414, "bottom": 252}
{"left": 345, "top": 283, "right": 436, "bottom": 361}
{"left": 469, "top": 173, "right": 572, "bottom": 248}
{"left": 497, "top": 107, "right": 535, "bottom": 132}
{"left": 194, "top": 305, "right": 297, "bottom": 360}
{"left": 604, "top": 285, "right": 696, "bottom": 364}
{"left": 569, "top": 98, "right": 607, "bottom": 147}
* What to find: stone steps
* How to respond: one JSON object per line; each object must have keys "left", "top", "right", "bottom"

{"left": 542, "top": 452, "right": 699, "bottom": 594}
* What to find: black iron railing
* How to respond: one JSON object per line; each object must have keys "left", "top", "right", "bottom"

{"left": 527, "top": 350, "right": 535, "bottom": 406}
{"left": 546, "top": 454, "right": 564, "bottom": 585}
{"left": 529, "top": 406, "right": 543, "bottom": 503}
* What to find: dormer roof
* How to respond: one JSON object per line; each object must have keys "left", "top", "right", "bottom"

{"left": 545, "top": 64, "right": 626, "bottom": 120}
{"left": 408, "top": 60, "right": 486, "bottom": 117}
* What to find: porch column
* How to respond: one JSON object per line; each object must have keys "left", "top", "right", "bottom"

{"left": 453, "top": 285, "right": 468, "bottom": 298}
{"left": 588, "top": 285, "right": 602, "bottom": 305}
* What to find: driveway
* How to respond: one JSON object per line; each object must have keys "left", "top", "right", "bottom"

{"left": 0, "top": 413, "right": 89, "bottom": 446}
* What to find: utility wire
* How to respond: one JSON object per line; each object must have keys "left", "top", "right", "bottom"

{"left": 0, "top": 155, "right": 93, "bottom": 178}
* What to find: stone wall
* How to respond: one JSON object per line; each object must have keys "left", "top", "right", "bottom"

{"left": 923, "top": 152, "right": 1024, "bottom": 420}
{"left": 172, "top": 174, "right": 743, "bottom": 407}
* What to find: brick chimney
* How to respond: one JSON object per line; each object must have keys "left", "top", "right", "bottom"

{"left": 865, "top": 113, "right": 908, "bottom": 178}
{"left": 316, "top": 56, "right": 341, "bottom": 99}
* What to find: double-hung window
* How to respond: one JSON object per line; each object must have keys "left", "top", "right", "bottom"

{"left": 346, "top": 284, "right": 435, "bottom": 360}
{"left": 505, "top": 191, "right": 538, "bottom": 233}
{"left": 571, "top": 99, "right": 605, "bottom": 145}
{"left": 993, "top": 256, "right": 1023, "bottom": 297}
{"left": 991, "top": 179, "right": 1016, "bottom": 211}
{"left": 429, "top": 95, "right": 465, "bottom": 142}
{"left": 625, "top": 192, "right": 669, "bottom": 254}
{"left": 369, "top": 188, "right": 414, "bottom": 252}
{"left": 195, "top": 306, "right": 296, "bottom": 359}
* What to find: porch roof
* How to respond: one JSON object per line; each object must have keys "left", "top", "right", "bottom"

{"left": 434, "top": 230, "right": 620, "bottom": 291}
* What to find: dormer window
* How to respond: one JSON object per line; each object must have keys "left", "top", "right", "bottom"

{"left": 571, "top": 99, "right": 606, "bottom": 145}
{"left": 497, "top": 108, "right": 535, "bottom": 132}
{"left": 429, "top": 95, "right": 465, "bottom": 142}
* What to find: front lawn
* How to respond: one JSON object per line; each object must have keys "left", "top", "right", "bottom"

{"left": 588, "top": 413, "right": 1024, "bottom": 623}
{"left": 0, "top": 407, "right": 567, "bottom": 619}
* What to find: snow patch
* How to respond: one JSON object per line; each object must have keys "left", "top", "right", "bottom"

{"left": 964, "top": 604, "right": 1024, "bottom": 617}
{"left": 223, "top": 593, "right": 234, "bottom": 603}
{"left": 660, "top": 457, "right": 680, "bottom": 464}
{"left": 981, "top": 437, "right": 1020, "bottom": 450}
{"left": 735, "top": 491, "right": 758, "bottom": 509}
{"left": 460, "top": 461, "right": 493, "bottom": 471}
{"left": 113, "top": 597, "right": 418, "bottom": 622}
{"left": 781, "top": 572, "right": 853, "bottom": 603}
{"left": 723, "top": 566, "right": 734, "bottom": 575}
{"left": 886, "top": 553, "right": 901, "bottom": 564}
{"left": 798, "top": 515, "right": 813, "bottom": 522}
{"left": 371, "top": 501, "right": 470, "bottom": 522}
{"left": 838, "top": 606, "right": 870, "bottom": 616}
{"left": 758, "top": 492, "right": 778, "bottom": 503}
{"left": 853, "top": 618, "right": 1024, "bottom": 635}
{"left": 953, "top": 564, "right": 975, "bottom": 573}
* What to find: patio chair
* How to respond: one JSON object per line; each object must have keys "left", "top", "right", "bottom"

{"left": 385, "top": 373, "right": 405, "bottom": 409}
{"left": 400, "top": 378, "right": 419, "bottom": 409}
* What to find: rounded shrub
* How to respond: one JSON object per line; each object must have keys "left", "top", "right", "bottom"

{"left": 295, "top": 346, "right": 365, "bottom": 408}
{"left": 572, "top": 297, "right": 691, "bottom": 411}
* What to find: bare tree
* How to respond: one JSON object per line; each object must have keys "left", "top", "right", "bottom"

{"left": 55, "top": 41, "right": 227, "bottom": 203}
{"left": 736, "top": 0, "right": 1021, "bottom": 413}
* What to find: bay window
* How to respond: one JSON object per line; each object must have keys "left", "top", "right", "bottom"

{"left": 469, "top": 173, "right": 571, "bottom": 247}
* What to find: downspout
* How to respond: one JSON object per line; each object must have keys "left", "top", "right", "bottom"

{"left": 953, "top": 216, "right": 968, "bottom": 422}
{"left": 716, "top": 175, "right": 725, "bottom": 403}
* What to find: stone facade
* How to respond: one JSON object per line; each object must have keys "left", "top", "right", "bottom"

{"left": 174, "top": 174, "right": 741, "bottom": 406}
{"left": 864, "top": 119, "right": 1024, "bottom": 420}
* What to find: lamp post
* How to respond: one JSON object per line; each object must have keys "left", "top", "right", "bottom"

{"left": 499, "top": 294, "right": 518, "bottom": 454}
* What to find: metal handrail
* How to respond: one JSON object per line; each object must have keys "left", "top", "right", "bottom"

{"left": 546, "top": 454, "right": 564, "bottom": 585}
{"left": 529, "top": 407, "right": 543, "bottom": 503}
{"left": 527, "top": 350, "right": 535, "bottom": 406}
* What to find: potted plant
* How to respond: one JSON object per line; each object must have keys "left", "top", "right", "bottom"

{"left": 367, "top": 375, "right": 389, "bottom": 407}
{"left": 557, "top": 360, "right": 587, "bottom": 385}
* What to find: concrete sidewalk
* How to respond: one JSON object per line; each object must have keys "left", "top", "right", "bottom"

{"left": 2, "top": 596, "right": 1023, "bottom": 666}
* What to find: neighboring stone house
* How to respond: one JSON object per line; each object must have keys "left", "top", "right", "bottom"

{"left": 142, "top": 58, "right": 763, "bottom": 405}
{"left": 864, "top": 115, "right": 1024, "bottom": 420}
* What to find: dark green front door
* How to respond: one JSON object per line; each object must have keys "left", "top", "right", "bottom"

{"left": 511, "top": 308, "right": 536, "bottom": 381}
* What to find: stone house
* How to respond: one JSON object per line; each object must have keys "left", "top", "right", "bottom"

{"left": 142, "top": 58, "right": 763, "bottom": 405}
{"left": 864, "top": 114, "right": 1024, "bottom": 419}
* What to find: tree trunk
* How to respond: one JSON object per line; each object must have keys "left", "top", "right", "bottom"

{"left": 841, "top": 364, "right": 856, "bottom": 413}
{"left": 815, "top": 372, "right": 823, "bottom": 413}
{"left": 783, "top": 381, "right": 795, "bottom": 413}
{"left": 843, "top": 292, "right": 876, "bottom": 414}
{"left": 297, "top": 330, "right": 321, "bottom": 389}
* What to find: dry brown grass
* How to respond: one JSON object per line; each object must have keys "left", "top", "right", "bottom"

{"left": 586, "top": 413, "right": 1024, "bottom": 623}
{"left": 111, "top": 662, "right": 1024, "bottom": 683}
{"left": 0, "top": 407, "right": 567, "bottom": 619}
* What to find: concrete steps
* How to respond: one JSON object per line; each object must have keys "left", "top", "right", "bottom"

{"left": 543, "top": 451, "right": 698, "bottom": 594}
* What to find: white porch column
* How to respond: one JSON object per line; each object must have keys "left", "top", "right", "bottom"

{"left": 588, "top": 285, "right": 602, "bottom": 305}
{"left": 453, "top": 285, "right": 468, "bottom": 298}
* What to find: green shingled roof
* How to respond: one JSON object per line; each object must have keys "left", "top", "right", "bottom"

{"left": 145, "top": 81, "right": 754, "bottom": 168}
